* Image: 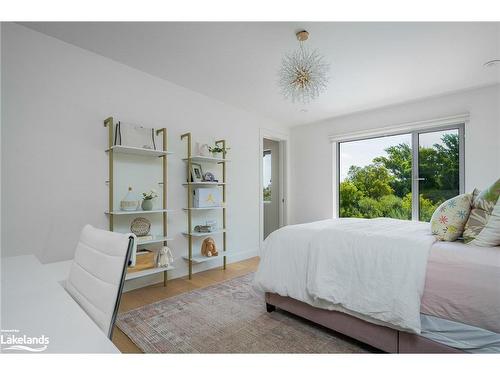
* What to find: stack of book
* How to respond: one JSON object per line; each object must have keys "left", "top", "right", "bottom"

{"left": 128, "top": 249, "right": 155, "bottom": 273}
{"left": 137, "top": 235, "right": 153, "bottom": 244}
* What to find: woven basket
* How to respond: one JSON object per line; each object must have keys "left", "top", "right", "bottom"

{"left": 130, "top": 217, "right": 151, "bottom": 236}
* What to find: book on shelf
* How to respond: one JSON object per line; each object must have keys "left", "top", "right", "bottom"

{"left": 137, "top": 235, "right": 154, "bottom": 242}
{"left": 128, "top": 249, "right": 156, "bottom": 273}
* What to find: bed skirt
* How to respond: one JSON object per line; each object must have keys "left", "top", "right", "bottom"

{"left": 265, "top": 292, "right": 462, "bottom": 353}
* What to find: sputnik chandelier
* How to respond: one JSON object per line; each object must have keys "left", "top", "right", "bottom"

{"left": 278, "top": 30, "right": 330, "bottom": 105}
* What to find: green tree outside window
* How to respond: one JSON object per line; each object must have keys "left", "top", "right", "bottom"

{"left": 340, "top": 133, "right": 459, "bottom": 222}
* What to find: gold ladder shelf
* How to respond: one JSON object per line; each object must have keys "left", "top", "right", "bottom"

{"left": 104, "top": 117, "right": 173, "bottom": 286}
{"left": 180, "top": 132, "right": 228, "bottom": 279}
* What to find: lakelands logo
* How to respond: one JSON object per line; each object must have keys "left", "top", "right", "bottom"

{"left": 0, "top": 329, "right": 49, "bottom": 352}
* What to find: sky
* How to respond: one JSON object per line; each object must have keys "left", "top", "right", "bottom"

{"left": 339, "top": 129, "right": 457, "bottom": 181}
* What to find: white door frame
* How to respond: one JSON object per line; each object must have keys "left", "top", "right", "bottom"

{"left": 259, "top": 128, "right": 289, "bottom": 250}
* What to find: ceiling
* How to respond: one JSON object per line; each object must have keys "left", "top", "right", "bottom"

{"left": 21, "top": 22, "right": 500, "bottom": 127}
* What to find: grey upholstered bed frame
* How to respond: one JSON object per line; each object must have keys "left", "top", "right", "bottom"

{"left": 265, "top": 292, "right": 463, "bottom": 353}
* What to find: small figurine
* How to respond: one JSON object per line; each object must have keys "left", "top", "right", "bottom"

{"left": 157, "top": 246, "right": 174, "bottom": 268}
{"left": 203, "top": 172, "right": 216, "bottom": 182}
{"left": 199, "top": 143, "right": 210, "bottom": 157}
{"left": 201, "top": 237, "right": 218, "bottom": 257}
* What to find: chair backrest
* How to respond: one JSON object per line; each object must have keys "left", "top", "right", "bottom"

{"left": 65, "top": 225, "right": 134, "bottom": 339}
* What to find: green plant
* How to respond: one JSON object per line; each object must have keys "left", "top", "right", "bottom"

{"left": 208, "top": 145, "right": 230, "bottom": 154}
{"left": 142, "top": 189, "right": 158, "bottom": 200}
{"left": 263, "top": 186, "right": 272, "bottom": 201}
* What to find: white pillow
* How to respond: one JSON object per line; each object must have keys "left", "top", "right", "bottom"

{"left": 430, "top": 193, "right": 472, "bottom": 241}
{"left": 469, "top": 196, "right": 500, "bottom": 247}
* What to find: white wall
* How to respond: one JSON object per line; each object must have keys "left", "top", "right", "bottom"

{"left": 290, "top": 84, "right": 500, "bottom": 224}
{"left": 1, "top": 23, "right": 288, "bottom": 285}
{"left": 0, "top": 23, "right": 2, "bottom": 263}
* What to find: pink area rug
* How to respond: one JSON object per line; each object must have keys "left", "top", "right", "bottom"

{"left": 116, "top": 273, "right": 372, "bottom": 353}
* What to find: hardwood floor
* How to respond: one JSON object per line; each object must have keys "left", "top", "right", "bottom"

{"left": 112, "top": 256, "right": 260, "bottom": 353}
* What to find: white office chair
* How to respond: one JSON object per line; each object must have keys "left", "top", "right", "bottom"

{"left": 65, "top": 225, "right": 134, "bottom": 339}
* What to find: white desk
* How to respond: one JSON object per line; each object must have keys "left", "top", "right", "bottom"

{"left": 1, "top": 255, "right": 119, "bottom": 353}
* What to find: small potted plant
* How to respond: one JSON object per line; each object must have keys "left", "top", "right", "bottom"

{"left": 208, "top": 145, "right": 230, "bottom": 159}
{"left": 141, "top": 189, "right": 158, "bottom": 211}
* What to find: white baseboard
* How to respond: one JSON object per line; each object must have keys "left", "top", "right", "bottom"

{"left": 123, "top": 247, "right": 259, "bottom": 292}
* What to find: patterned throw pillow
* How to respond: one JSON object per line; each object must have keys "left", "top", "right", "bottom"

{"left": 463, "top": 178, "right": 500, "bottom": 244}
{"left": 430, "top": 193, "right": 473, "bottom": 241}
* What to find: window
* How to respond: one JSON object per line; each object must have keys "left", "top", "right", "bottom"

{"left": 339, "top": 134, "right": 412, "bottom": 220}
{"left": 417, "top": 129, "right": 461, "bottom": 221}
{"left": 337, "top": 124, "right": 464, "bottom": 221}
{"left": 263, "top": 149, "right": 272, "bottom": 202}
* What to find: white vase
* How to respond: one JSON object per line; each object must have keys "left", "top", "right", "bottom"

{"left": 120, "top": 187, "right": 138, "bottom": 211}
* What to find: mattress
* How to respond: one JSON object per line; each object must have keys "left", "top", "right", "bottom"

{"left": 420, "top": 314, "right": 500, "bottom": 353}
{"left": 256, "top": 219, "right": 500, "bottom": 339}
{"left": 421, "top": 241, "right": 500, "bottom": 333}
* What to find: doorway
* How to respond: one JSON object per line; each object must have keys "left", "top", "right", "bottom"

{"left": 259, "top": 128, "right": 288, "bottom": 247}
{"left": 263, "top": 138, "right": 280, "bottom": 239}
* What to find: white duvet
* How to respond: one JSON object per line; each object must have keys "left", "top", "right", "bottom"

{"left": 254, "top": 218, "right": 436, "bottom": 333}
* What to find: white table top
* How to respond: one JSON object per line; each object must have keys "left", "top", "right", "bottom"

{"left": 1, "top": 255, "right": 119, "bottom": 353}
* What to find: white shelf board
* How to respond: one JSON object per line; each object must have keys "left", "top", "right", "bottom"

{"left": 182, "top": 182, "right": 226, "bottom": 186}
{"left": 137, "top": 235, "right": 173, "bottom": 245}
{"left": 182, "top": 254, "right": 224, "bottom": 264}
{"left": 182, "top": 156, "right": 229, "bottom": 163}
{"left": 106, "top": 145, "right": 173, "bottom": 157}
{"left": 182, "top": 206, "right": 225, "bottom": 211}
{"left": 125, "top": 265, "right": 174, "bottom": 281}
{"left": 105, "top": 209, "right": 174, "bottom": 215}
{"left": 182, "top": 229, "right": 226, "bottom": 237}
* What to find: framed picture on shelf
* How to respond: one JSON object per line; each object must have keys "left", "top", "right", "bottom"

{"left": 114, "top": 121, "right": 157, "bottom": 150}
{"left": 190, "top": 163, "right": 204, "bottom": 183}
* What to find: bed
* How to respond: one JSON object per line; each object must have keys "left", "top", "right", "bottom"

{"left": 254, "top": 218, "right": 500, "bottom": 353}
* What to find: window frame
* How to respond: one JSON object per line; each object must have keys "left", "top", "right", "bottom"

{"left": 335, "top": 123, "right": 465, "bottom": 221}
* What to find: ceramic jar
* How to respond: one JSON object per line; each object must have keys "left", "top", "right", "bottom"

{"left": 141, "top": 199, "right": 153, "bottom": 211}
{"left": 120, "top": 187, "right": 138, "bottom": 211}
